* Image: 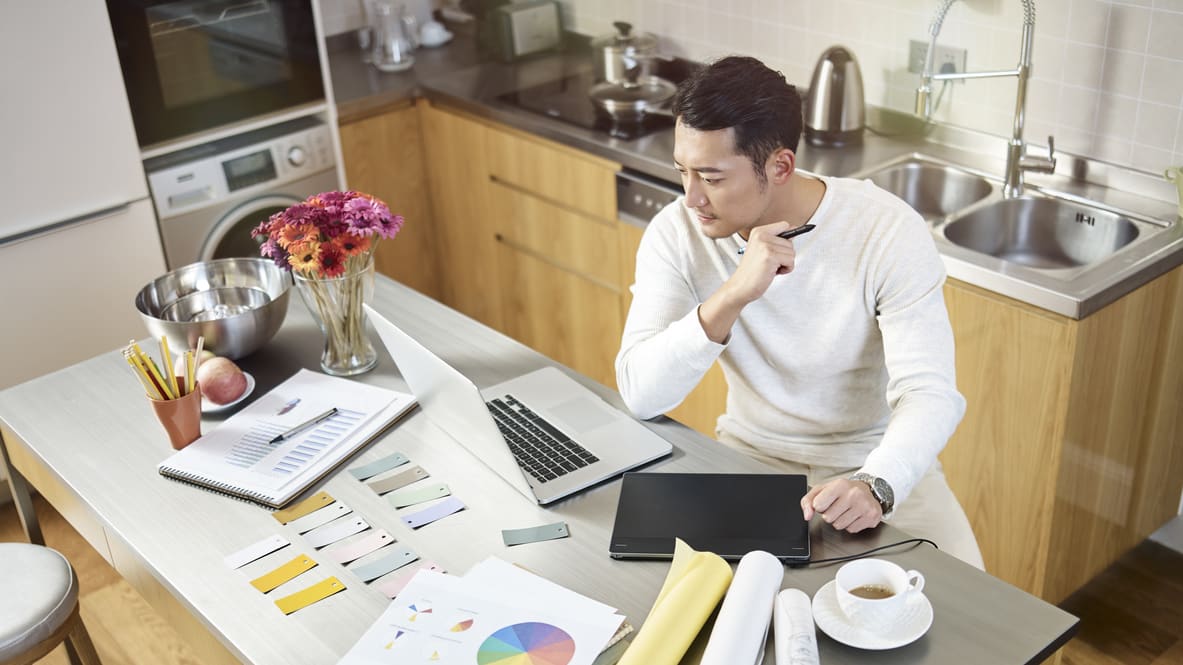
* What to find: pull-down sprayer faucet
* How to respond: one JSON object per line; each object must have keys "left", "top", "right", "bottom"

{"left": 915, "top": 0, "right": 1056, "bottom": 198}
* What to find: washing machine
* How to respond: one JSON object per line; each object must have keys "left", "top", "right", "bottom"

{"left": 145, "top": 115, "right": 340, "bottom": 269}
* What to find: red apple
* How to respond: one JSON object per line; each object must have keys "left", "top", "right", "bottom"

{"left": 196, "top": 356, "right": 248, "bottom": 405}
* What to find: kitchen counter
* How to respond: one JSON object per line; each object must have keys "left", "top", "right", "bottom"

{"left": 327, "top": 37, "right": 1183, "bottom": 319}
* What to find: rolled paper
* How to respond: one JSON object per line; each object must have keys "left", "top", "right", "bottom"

{"left": 617, "top": 538, "right": 734, "bottom": 665}
{"left": 699, "top": 550, "right": 785, "bottom": 665}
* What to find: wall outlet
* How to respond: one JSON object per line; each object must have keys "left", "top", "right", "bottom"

{"left": 908, "top": 39, "right": 967, "bottom": 79}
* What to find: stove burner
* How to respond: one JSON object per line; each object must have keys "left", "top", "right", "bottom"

{"left": 497, "top": 71, "right": 674, "bottom": 141}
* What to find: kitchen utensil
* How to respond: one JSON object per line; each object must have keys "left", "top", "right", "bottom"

{"left": 370, "top": 0, "right": 415, "bottom": 72}
{"left": 588, "top": 75, "right": 677, "bottom": 124}
{"left": 135, "top": 257, "right": 291, "bottom": 360}
{"left": 591, "top": 21, "right": 660, "bottom": 84}
{"left": 804, "top": 45, "right": 866, "bottom": 147}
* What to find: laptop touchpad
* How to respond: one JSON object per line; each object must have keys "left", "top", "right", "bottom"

{"left": 549, "top": 398, "right": 615, "bottom": 434}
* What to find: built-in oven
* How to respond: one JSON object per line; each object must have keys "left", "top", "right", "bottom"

{"left": 106, "top": 0, "right": 324, "bottom": 148}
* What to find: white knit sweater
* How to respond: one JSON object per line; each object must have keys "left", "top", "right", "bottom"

{"left": 615, "top": 175, "right": 966, "bottom": 506}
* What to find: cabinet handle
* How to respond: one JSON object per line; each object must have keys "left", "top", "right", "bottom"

{"left": 493, "top": 233, "right": 620, "bottom": 293}
{"left": 487, "top": 175, "right": 616, "bottom": 229}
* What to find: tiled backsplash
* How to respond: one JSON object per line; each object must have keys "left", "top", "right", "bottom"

{"left": 319, "top": 0, "right": 1183, "bottom": 176}
{"left": 561, "top": 0, "right": 1183, "bottom": 176}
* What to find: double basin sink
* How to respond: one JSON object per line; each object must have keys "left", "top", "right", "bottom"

{"left": 848, "top": 154, "right": 1182, "bottom": 318}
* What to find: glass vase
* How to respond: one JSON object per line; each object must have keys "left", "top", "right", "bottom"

{"left": 293, "top": 258, "right": 378, "bottom": 376}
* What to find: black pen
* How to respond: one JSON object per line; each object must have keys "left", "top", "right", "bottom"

{"left": 737, "top": 223, "right": 816, "bottom": 255}
{"left": 269, "top": 407, "right": 338, "bottom": 444}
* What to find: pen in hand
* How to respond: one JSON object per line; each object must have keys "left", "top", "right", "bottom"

{"left": 737, "top": 223, "right": 816, "bottom": 255}
{"left": 269, "top": 407, "right": 339, "bottom": 444}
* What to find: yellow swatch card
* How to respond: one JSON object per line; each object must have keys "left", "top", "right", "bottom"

{"left": 250, "top": 554, "right": 317, "bottom": 593}
{"left": 275, "top": 576, "right": 347, "bottom": 614}
{"left": 617, "top": 538, "right": 733, "bottom": 665}
{"left": 272, "top": 491, "right": 335, "bottom": 524}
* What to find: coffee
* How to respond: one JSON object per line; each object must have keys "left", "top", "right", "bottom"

{"left": 849, "top": 584, "right": 895, "bottom": 600}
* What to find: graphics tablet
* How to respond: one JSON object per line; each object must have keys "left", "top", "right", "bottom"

{"left": 609, "top": 472, "right": 811, "bottom": 563}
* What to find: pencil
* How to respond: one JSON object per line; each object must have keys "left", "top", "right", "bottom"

{"left": 124, "top": 350, "right": 163, "bottom": 400}
{"left": 125, "top": 347, "right": 166, "bottom": 400}
{"left": 131, "top": 341, "right": 174, "bottom": 400}
{"left": 161, "top": 335, "right": 180, "bottom": 397}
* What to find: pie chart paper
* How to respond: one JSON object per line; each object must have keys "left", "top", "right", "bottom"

{"left": 477, "top": 622, "right": 576, "bottom": 665}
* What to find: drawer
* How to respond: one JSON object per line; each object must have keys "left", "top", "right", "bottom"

{"left": 489, "top": 181, "right": 619, "bottom": 288}
{"left": 485, "top": 126, "right": 619, "bottom": 221}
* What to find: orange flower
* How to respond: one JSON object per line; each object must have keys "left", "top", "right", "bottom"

{"left": 337, "top": 234, "right": 372, "bottom": 257}
{"left": 287, "top": 242, "right": 322, "bottom": 273}
{"left": 278, "top": 223, "right": 319, "bottom": 249}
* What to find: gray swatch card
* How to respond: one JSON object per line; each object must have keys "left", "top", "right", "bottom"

{"left": 502, "top": 521, "right": 570, "bottom": 546}
{"left": 348, "top": 452, "right": 410, "bottom": 480}
{"left": 350, "top": 546, "right": 419, "bottom": 582}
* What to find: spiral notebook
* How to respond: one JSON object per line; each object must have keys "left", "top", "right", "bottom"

{"left": 157, "top": 369, "right": 416, "bottom": 509}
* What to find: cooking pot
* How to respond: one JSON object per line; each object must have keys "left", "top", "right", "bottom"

{"left": 591, "top": 21, "right": 660, "bottom": 84}
{"left": 588, "top": 76, "right": 676, "bottom": 124}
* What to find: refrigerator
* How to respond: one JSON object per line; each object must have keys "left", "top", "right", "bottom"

{"left": 0, "top": 0, "right": 167, "bottom": 391}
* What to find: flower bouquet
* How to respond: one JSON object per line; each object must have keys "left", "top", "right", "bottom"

{"left": 252, "top": 190, "right": 403, "bottom": 375}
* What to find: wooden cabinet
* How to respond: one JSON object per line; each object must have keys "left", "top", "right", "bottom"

{"left": 941, "top": 269, "right": 1183, "bottom": 602}
{"left": 418, "top": 102, "right": 504, "bottom": 330}
{"left": 338, "top": 101, "right": 442, "bottom": 300}
{"left": 485, "top": 124, "right": 623, "bottom": 388}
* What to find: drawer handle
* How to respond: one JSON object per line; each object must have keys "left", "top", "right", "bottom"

{"left": 493, "top": 233, "right": 620, "bottom": 292}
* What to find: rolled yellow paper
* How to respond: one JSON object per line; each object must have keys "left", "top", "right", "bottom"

{"left": 617, "top": 538, "right": 734, "bottom": 665}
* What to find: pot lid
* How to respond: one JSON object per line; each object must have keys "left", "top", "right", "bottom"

{"left": 591, "top": 21, "right": 659, "bottom": 52}
{"left": 589, "top": 76, "right": 676, "bottom": 106}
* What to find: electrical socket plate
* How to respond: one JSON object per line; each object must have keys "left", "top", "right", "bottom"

{"left": 908, "top": 39, "right": 967, "bottom": 80}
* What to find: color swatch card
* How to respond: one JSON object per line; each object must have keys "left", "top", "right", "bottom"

{"left": 338, "top": 569, "right": 622, "bottom": 665}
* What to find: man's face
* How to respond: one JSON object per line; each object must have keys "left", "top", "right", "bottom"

{"left": 673, "top": 119, "right": 773, "bottom": 240}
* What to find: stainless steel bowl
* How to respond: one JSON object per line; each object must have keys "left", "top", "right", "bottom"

{"left": 135, "top": 258, "right": 291, "bottom": 359}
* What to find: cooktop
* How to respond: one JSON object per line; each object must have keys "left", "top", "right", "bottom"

{"left": 496, "top": 70, "right": 674, "bottom": 141}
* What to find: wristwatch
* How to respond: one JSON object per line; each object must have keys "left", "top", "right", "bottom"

{"left": 849, "top": 472, "right": 895, "bottom": 517}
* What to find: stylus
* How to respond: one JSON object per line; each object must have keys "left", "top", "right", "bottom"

{"left": 737, "top": 224, "right": 816, "bottom": 255}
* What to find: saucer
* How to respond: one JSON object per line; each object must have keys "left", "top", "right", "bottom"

{"left": 201, "top": 372, "right": 255, "bottom": 413}
{"left": 811, "top": 580, "right": 933, "bottom": 650}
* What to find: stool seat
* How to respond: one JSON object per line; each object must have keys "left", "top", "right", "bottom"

{"left": 0, "top": 543, "right": 90, "bottom": 664}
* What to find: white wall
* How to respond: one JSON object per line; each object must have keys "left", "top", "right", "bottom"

{"left": 559, "top": 0, "right": 1183, "bottom": 177}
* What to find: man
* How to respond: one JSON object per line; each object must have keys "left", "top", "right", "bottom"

{"left": 615, "top": 56, "right": 983, "bottom": 568}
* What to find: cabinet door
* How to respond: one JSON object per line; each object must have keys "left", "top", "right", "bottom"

{"left": 338, "top": 102, "right": 441, "bottom": 300}
{"left": 941, "top": 278, "right": 1073, "bottom": 591}
{"left": 617, "top": 220, "right": 727, "bottom": 436}
{"left": 419, "top": 103, "right": 503, "bottom": 330}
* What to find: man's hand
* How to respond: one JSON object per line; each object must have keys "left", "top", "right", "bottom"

{"left": 698, "top": 222, "right": 800, "bottom": 343}
{"left": 800, "top": 478, "right": 883, "bottom": 533}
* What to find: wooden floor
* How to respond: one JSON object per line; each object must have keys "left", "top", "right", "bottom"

{"left": 2, "top": 495, "right": 1181, "bottom": 664}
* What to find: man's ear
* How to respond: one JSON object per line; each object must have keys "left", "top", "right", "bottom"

{"left": 768, "top": 148, "right": 796, "bottom": 185}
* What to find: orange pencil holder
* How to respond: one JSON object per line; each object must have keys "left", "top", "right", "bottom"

{"left": 149, "top": 383, "right": 203, "bottom": 450}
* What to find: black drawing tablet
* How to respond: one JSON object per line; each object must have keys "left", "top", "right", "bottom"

{"left": 609, "top": 472, "right": 811, "bottom": 562}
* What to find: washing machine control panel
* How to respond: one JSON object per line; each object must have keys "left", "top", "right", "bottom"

{"left": 145, "top": 116, "right": 336, "bottom": 221}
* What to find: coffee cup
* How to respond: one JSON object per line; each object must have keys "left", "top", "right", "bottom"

{"left": 834, "top": 558, "right": 925, "bottom": 633}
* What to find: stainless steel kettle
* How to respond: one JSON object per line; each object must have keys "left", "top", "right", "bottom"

{"left": 804, "top": 46, "right": 865, "bottom": 147}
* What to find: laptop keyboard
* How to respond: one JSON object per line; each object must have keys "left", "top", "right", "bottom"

{"left": 486, "top": 395, "right": 599, "bottom": 483}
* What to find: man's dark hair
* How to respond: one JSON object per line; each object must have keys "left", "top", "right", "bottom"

{"left": 672, "top": 56, "right": 803, "bottom": 184}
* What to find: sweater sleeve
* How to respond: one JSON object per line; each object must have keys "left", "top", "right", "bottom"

{"left": 858, "top": 214, "right": 966, "bottom": 510}
{"left": 615, "top": 213, "right": 726, "bottom": 420}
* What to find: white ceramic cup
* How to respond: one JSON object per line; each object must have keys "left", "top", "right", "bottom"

{"left": 834, "top": 558, "right": 925, "bottom": 633}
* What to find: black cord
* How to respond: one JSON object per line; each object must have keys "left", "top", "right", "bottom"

{"left": 803, "top": 537, "right": 940, "bottom": 567}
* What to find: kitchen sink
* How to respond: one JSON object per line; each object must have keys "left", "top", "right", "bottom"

{"left": 943, "top": 197, "right": 1140, "bottom": 269}
{"left": 860, "top": 156, "right": 994, "bottom": 222}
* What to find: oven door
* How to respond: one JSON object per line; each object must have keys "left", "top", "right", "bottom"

{"left": 107, "top": 0, "right": 324, "bottom": 147}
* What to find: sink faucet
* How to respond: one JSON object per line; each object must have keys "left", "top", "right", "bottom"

{"left": 915, "top": 0, "right": 1056, "bottom": 198}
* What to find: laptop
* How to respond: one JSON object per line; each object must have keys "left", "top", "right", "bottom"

{"left": 364, "top": 304, "right": 673, "bottom": 504}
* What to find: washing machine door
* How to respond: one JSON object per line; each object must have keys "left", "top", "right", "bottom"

{"left": 199, "top": 194, "right": 303, "bottom": 262}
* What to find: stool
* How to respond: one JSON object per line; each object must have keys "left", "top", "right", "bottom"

{"left": 0, "top": 543, "right": 101, "bottom": 665}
